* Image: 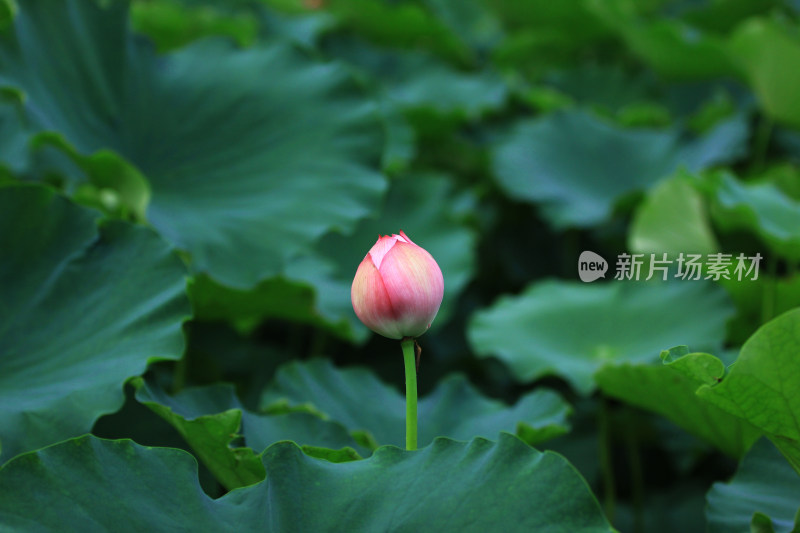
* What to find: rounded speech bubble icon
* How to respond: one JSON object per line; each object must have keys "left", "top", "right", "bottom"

{"left": 578, "top": 251, "right": 608, "bottom": 282}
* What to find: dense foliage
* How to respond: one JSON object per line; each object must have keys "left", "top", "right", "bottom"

{"left": 1, "top": 0, "right": 800, "bottom": 531}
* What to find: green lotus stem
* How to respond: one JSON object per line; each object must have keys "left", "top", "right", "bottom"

{"left": 752, "top": 115, "right": 773, "bottom": 173}
{"left": 401, "top": 338, "right": 418, "bottom": 450}
{"left": 172, "top": 355, "right": 187, "bottom": 394}
{"left": 762, "top": 258, "right": 777, "bottom": 324}
{"left": 625, "top": 411, "right": 645, "bottom": 533}
{"left": 598, "top": 395, "right": 615, "bottom": 522}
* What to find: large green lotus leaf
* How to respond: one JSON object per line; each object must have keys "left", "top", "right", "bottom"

{"left": 595, "top": 347, "right": 761, "bottom": 458}
{"left": 681, "top": 0, "right": 782, "bottom": 34}
{"left": 0, "top": 185, "right": 188, "bottom": 463}
{"left": 190, "top": 173, "right": 477, "bottom": 342}
{"left": 319, "top": 0, "right": 504, "bottom": 56}
{"left": 256, "top": 8, "right": 336, "bottom": 50}
{"left": 134, "top": 380, "right": 268, "bottom": 492}
{"left": 260, "top": 359, "right": 572, "bottom": 448}
{"left": 706, "top": 438, "right": 800, "bottom": 533}
{"left": 468, "top": 280, "right": 734, "bottom": 395}
{"left": 689, "top": 308, "right": 800, "bottom": 474}
{"left": 326, "top": 37, "right": 507, "bottom": 119}
{"left": 629, "top": 171, "right": 719, "bottom": 256}
{"left": 130, "top": 0, "right": 335, "bottom": 52}
{"left": 488, "top": 0, "right": 610, "bottom": 79}
{"left": 187, "top": 254, "right": 363, "bottom": 340}
{"left": 541, "top": 64, "right": 654, "bottom": 115}
{"left": 0, "top": 434, "right": 614, "bottom": 532}
{"left": 0, "top": 0, "right": 386, "bottom": 289}
{"left": 680, "top": 87, "right": 743, "bottom": 134}
{"left": 488, "top": 0, "right": 609, "bottom": 44}
{"left": 0, "top": 91, "right": 82, "bottom": 184}
{"left": 134, "top": 378, "right": 363, "bottom": 490}
{"left": 625, "top": 22, "right": 734, "bottom": 79}
{"left": 708, "top": 171, "right": 800, "bottom": 260}
{"left": 491, "top": 109, "right": 747, "bottom": 228}
{"left": 258, "top": 432, "right": 613, "bottom": 532}
{"left": 760, "top": 163, "right": 800, "bottom": 200}
{"left": 422, "top": 0, "right": 504, "bottom": 53}
{"left": 729, "top": 18, "right": 800, "bottom": 128}
{"left": 382, "top": 54, "right": 506, "bottom": 118}
{"left": 28, "top": 139, "right": 153, "bottom": 221}
{"left": 0, "top": 88, "right": 30, "bottom": 175}
{"left": 187, "top": 272, "right": 346, "bottom": 335}
{"left": 130, "top": 0, "right": 259, "bottom": 52}
{"left": 373, "top": 95, "right": 417, "bottom": 174}
{"left": 322, "top": 0, "right": 470, "bottom": 63}
{"left": 587, "top": 0, "right": 737, "bottom": 80}
{"left": 491, "top": 2, "right": 617, "bottom": 82}
{"left": 0, "top": 0, "right": 15, "bottom": 30}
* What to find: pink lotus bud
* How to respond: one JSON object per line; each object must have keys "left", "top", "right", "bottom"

{"left": 351, "top": 231, "right": 444, "bottom": 339}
